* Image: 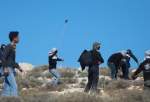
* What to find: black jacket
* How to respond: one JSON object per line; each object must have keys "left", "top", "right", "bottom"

{"left": 108, "top": 53, "right": 123, "bottom": 67}
{"left": 91, "top": 50, "right": 104, "bottom": 65}
{"left": 2, "top": 44, "right": 19, "bottom": 68}
{"left": 108, "top": 52, "right": 139, "bottom": 67}
{"left": 48, "top": 54, "right": 63, "bottom": 69}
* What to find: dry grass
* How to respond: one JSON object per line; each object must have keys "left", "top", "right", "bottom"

{"left": 59, "top": 68, "right": 76, "bottom": 78}
{"left": 100, "top": 67, "right": 110, "bottom": 76}
{"left": 16, "top": 75, "right": 43, "bottom": 90}
{"left": 104, "top": 80, "right": 131, "bottom": 90}
{"left": 0, "top": 97, "right": 21, "bottom": 102}
{"left": 28, "top": 65, "right": 48, "bottom": 78}
{"left": 1, "top": 67, "right": 149, "bottom": 102}
{"left": 78, "top": 71, "right": 88, "bottom": 77}
{"left": 61, "top": 78, "right": 78, "bottom": 84}
{"left": 40, "top": 83, "right": 68, "bottom": 92}
{"left": 0, "top": 90, "right": 150, "bottom": 102}
{"left": 16, "top": 66, "right": 77, "bottom": 90}
{"left": 80, "top": 79, "right": 87, "bottom": 88}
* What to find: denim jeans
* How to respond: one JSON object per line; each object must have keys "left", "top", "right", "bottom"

{"left": 85, "top": 65, "right": 99, "bottom": 93}
{"left": 0, "top": 67, "right": 3, "bottom": 77}
{"left": 108, "top": 62, "right": 117, "bottom": 80}
{"left": 1, "top": 67, "right": 18, "bottom": 96}
{"left": 49, "top": 69, "right": 61, "bottom": 86}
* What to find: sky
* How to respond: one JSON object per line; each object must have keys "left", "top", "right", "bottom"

{"left": 0, "top": 0, "right": 150, "bottom": 68}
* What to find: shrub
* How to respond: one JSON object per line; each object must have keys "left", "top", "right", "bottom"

{"left": 1, "top": 90, "right": 150, "bottom": 102}
{"left": 28, "top": 65, "right": 48, "bottom": 78}
{"left": 78, "top": 71, "right": 88, "bottom": 77}
{"left": 80, "top": 80, "right": 86, "bottom": 88}
{"left": 104, "top": 80, "right": 131, "bottom": 92}
{"left": 100, "top": 68, "right": 110, "bottom": 76}
{"left": 40, "top": 83, "right": 67, "bottom": 92}
{"left": 61, "top": 78, "right": 78, "bottom": 84}
{"left": 59, "top": 68, "right": 76, "bottom": 78}
{"left": 16, "top": 75, "right": 43, "bottom": 91}
{"left": 0, "top": 97, "right": 21, "bottom": 102}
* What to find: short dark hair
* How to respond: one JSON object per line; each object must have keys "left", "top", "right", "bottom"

{"left": 9, "top": 31, "right": 19, "bottom": 42}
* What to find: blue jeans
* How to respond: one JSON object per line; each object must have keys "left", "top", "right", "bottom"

{"left": 108, "top": 63, "right": 117, "bottom": 80}
{"left": 0, "top": 67, "right": 3, "bottom": 77}
{"left": 1, "top": 67, "right": 18, "bottom": 96}
{"left": 49, "top": 69, "right": 61, "bottom": 86}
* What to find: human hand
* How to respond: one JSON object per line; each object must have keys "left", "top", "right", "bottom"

{"left": 131, "top": 75, "right": 137, "bottom": 80}
{"left": 19, "top": 68, "right": 23, "bottom": 73}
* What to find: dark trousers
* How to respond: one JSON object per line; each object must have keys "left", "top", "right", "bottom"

{"left": 108, "top": 62, "right": 118, "bottom": 80}
{"left": 121, "top": 61, "right": 130, "bottom": 79}
{"left": 144, "top": 80, "right": 150, "bottom": 90}
{"left": 85, "top": 65, "right": 99, "bottom": 93}
{"left": 144, "top": 86, "right": 150, "bottom": 90}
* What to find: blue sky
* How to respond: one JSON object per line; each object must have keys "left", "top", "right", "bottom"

{"left": 0, "top": 0, "right": 150, "bottom": 68}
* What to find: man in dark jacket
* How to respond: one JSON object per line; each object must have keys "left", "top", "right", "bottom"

{"left": 132, "top": 50, "right": 150, "bottom": 89}
{"left": 1, "top": 31, "right": 23, "bottom": 96}
{"left": 48, "top": 48, "right": 63, "bottom": 86}
{"left": 108, "top": 50, "right": 139, "bottom": 80}
{"left": 84, "top": 42, "right": 104, "bottom": 93}
{"left": 108, "top": 52, "right": 124, "bottom": 79}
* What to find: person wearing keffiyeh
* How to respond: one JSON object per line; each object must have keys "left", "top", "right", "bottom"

{"left": 48, "top": 48, "right": 63, "bottom": 86}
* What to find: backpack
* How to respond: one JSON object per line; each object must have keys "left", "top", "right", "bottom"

{"left": 0, "top": 44, "right": 6, "bottom": 67}
{"left": 78, "top": 50, "right": 93, "bottom": 71}
{"left": 0, "top": 44, "right": 6, "bottom": 77}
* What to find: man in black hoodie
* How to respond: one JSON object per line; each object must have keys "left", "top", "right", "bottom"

{"left": 84, "top": 42, "right": 104, "bottom": 93}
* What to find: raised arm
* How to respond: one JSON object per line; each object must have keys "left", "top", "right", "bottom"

{"left": 132, "top": 62, "right": 144, "bottom": 79}
{"left": 57, "top": 58, "right": 64, "bottom": 61}
{"left": 129, "top": 51, "right": 139, "bottom": 64}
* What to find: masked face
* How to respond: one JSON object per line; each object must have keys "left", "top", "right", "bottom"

{"left": 97, "top": 45, "right": 100, "bottom": 50}
{"left": 93, "top": 42, "right": 101, "bottom": 50}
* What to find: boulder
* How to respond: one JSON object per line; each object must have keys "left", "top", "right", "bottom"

{"left": 19, "top": 62, "right": 33, "bottom": 72}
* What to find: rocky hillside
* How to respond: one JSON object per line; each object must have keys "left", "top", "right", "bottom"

{"left": 0, "top": 63, "right": 149, "bottom": 102}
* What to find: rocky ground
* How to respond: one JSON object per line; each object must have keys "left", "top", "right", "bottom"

{"left": 0, "top": 63, "right": 149, "bottom": 102}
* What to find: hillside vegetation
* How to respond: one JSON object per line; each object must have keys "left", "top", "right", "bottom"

{"left": 0, "top": 65, "right": 149, "bottom": 102}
